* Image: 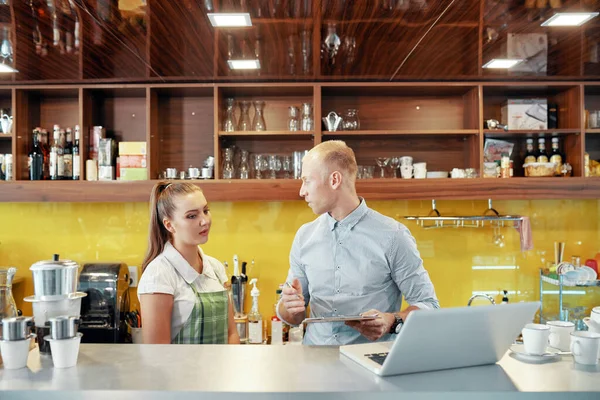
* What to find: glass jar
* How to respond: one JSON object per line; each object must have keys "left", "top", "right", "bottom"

{"left": 252, "top": 101, "right": 266, "bottom": 131}
{"left": 301, "top": 103, "right": 313, "bottom": 131}
{"left": 238, "top": 149, "right": 250, "bottom": 179}
{"left": 223, "top": 98, "right": 236, "bottom": 132}
{"left": 288, "top": 106, "right": 300, "bottom": 131}
{"left": 238, "top": 101, "right": 252, "bottom": 131}
{"left": 342, "top": 109, "right": 360, "bottom": 131}
{"left": 0, "top": 268, "right": 18, "bottom": 336}
{"left": 222, "top": 147, "right": 235, "bottom": 179}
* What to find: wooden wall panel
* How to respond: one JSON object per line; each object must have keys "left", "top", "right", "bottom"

{"left": 321, "top": 95, "right": 469, "bottom": 131}
{"left": 157, "top": 95, "right": 214, "bottom": 177}
{"left": 324, "top": 135, "right": 474, "bottom": 172}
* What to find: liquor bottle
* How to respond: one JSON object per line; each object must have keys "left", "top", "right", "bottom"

{"left": 73, "top": 125, "right": 80, "bottom": 180}
{"left": 30, "top": 0, "right": 52, "bottom": 56}
{"left": 47, "top": 0, "right": 64, "bottom": 54}
{"left": 58, "top": 128, "right": 66, "bottom": 179}
{"left": 49, "top": 126, "right": 59, "bottom": 180}
{"left": 60, "top": 0, "right": 73, "bottom": 54}
{"left": 524, "top": 138, "right": 536, "bottom": 164}
{"left": 29, "top": 129, "right": 44, "bottom": 180}
{"left": 40, "top": 128, "right": 50, "bottom": 179}
{"left": 536, "top": 138, "right": 549, "bottom": 163}
{"left": 270, "top": 287, "right": 283, "bottom": 345}
{"left": 550, "top": 137, "right": 564, "bottom": 176}
{"left": 247, "top": 278, "right": 263, "bottom": 344}
{"left": 63, "top": 127, "right": 73, "bottom": 179}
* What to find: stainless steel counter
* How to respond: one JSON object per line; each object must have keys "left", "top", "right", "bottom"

{"left": 1, "top": 344, "right": 599, "bottom": 400}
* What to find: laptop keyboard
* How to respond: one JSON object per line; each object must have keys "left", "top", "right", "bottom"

{"left": 366, "top": 352, "right": 389, "bottom": 366}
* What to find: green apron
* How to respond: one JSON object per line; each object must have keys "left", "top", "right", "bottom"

{"left": 172, "top": 282, "right": 229, "bottom": 344}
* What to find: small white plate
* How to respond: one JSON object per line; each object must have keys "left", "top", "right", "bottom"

{"left": 509, "top": 344, "right": 560, "bottom": 363}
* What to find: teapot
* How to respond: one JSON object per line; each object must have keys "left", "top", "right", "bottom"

{"left": 322, "top": 111, "right": 342, "bottom": 132}
{"left": 1, "top": 113, "right": 12, "bottom": 135}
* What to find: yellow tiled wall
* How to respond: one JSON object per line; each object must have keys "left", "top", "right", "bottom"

{"left": 1, "top": 199, "right": 599, "bottom": 322}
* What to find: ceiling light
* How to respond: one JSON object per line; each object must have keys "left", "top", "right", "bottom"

{"left": 208, "top": 13, "right": 252, "bottom": 27}
{"left": 541, "top": 12, "right": 599, "bottom": 26}
{"left": 0, "top": 64, "right": 18, "bottom": 73}
{"left": 482, "top": 59, "right": 523, "bottom": 69}
{"left": 227, "top": 59, "right": 261, "bottom": 70}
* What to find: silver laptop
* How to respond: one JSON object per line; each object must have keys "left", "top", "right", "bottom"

{"left": 340, "top": 302, "right": 540, "bottom": 376}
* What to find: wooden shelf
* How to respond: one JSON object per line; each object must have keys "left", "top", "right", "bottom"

{"left": 2, "top": 178, "right": 599, "bottom": 203}
{"left": 321, "top": 19, "right": 478, "bottom": 28}
{"left": 218, "top": 131, "right": 314, "bottom": 137}
{"left": 484, "top": 129, "right": 581, "bottom": 135}
{"left": 323, "top": 130, "right": 479, "bottom": 136}
{"left": 0, "top": 134, "right": 11, "bottom": 139}
{"left": 586, "top": 129, "right": 600, "bottom": 134}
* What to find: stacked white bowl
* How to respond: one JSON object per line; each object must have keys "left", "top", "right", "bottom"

{"left": 24, "top": 254, "right": 86, "bottom": 355}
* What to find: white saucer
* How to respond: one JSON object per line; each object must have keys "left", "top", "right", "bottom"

{"left": 509, "top": 344, "right": 560, "bottom": 363}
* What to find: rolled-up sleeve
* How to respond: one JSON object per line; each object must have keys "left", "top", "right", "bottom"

{"left": 388, "top": 225, "right": 440, "bottom": 310}
{"left": 276, "top": 228, "right": 310, "bottom": 325}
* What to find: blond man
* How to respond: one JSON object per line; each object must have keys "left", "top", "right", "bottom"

{"left": 278, "top": 140, "right": 439, "bottom": 345}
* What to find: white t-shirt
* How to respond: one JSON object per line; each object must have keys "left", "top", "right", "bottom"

{"left": 137, "top": 241, "right": 228, "bottom": 341}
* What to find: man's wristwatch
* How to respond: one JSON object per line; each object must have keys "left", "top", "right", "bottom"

{"left": 389, "top": 315, "right": 404, "bottom": 334}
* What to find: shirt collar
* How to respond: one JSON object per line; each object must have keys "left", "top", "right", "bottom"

{"left": 163, "top": 241, "right": 203, "bottom": 284}
{"left": 326, "top": 197, "right": 369, "bottom": 231}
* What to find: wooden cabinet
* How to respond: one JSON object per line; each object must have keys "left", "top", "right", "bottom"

{"left": 1, "top": 82, "right": 600, "bottom": 202}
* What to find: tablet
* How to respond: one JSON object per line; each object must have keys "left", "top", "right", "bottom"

{"left": 302, "top": 315, "right": 379, "bottom": 324}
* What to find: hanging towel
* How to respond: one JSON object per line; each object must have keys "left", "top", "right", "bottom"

{"left": 515, "top": 217, "right": 533, "bottom": 252}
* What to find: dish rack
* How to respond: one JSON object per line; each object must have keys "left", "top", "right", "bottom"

{"left": 403, "top": 199, "right": 525, "bottom": 229}
{"left": 539, "top": 269, "right": 600, "bottom": 328}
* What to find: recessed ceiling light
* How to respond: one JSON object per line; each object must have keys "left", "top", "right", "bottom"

{"left": 227, "top": 59, "right": 261, "bottom": 70}
{"left": 482, "top": 59, "right": 523, "bottom": 69}
{"left": 207, "top": 13, "right": 252, "bottom": 27}
{"left": 0, "top": 64, "right": 18, "bottom": 73}
{"left": 541, "top": 12, "right": 599, "bottom": 27}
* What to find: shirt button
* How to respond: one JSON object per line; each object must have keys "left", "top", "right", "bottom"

{"left": 336, "top": 265, "right": 341, "bottom": 270}
{"left": 334, "top": 334, "right": 338, "bottom": 338}
{"left": 336, "top": 289, "right": 340, "bottom": 293}
{"left": 334, "top": 309, "right": 337, "bottom": 312}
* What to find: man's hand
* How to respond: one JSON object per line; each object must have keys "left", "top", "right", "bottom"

{"left": 345, "top": 309, "right": 395, "bottom": 342}
{"left": 280, "top": 278, "right": 305, "bottom": 321}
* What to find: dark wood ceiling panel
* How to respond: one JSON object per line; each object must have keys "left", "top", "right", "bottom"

{"left": 148, "top": 0, "right": 215, "bottom": 78}
{"left": 0, "top": 0, "right": 597, "bottom": 82}
{"left": 78, "top": 0, "right": 147, "bottom": 79}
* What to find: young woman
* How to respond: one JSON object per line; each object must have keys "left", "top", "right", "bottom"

{"left": 137, "top": 181, "right": 239, "bottom": 344}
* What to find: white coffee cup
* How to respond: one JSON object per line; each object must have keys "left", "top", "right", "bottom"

{"left": 547, "top": 320, "right": 575, "bottom": 352}
{"left": 400, "top": 165, "right": 413, "bottom": 179}
{"left": 399, "top": 156, "right": 413, "bottom": 167}
{"left": 414, "top": 163, "right": 427, "bottom": 179}
{"left": 570, "top": 331, "right": 600, "bottom": 365}
{"left": 583, "top": 306, "right": 600, "bottom": 333}
{"left": 522, "top": 323, "right": 550, "bottom": 355}
{"left": 451, "top": 168, "right": 466, "bottom": 179}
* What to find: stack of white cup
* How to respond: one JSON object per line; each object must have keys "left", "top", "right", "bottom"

{"left": 522, "top": 318, "right": 600, "bottom": 366}
{"left": 399, "top": 156, "right": 413, "bottom": 179}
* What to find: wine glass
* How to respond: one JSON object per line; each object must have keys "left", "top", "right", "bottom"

{"left": 389, "top": 157, "right": 400, "bottom": 178}
{"left": 375, "top": 157, "right": 390, "bottom": 178}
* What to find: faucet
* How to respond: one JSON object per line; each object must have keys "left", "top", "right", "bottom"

{"left": 467, "top": 294, "right": 496, "bottom": 306}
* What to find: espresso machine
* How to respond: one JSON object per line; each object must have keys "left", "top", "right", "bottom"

{"left": 77, "top": 263, "right": 129, "bottom": 343}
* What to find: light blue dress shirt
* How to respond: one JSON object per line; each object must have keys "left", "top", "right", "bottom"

{"left": 279, "top": 199, "right": 439, "bottom": 345}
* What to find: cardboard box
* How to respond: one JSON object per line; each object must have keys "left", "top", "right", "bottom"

{"left": 507, "top": 33, "right": 547, "bottom": 74}
{"left": 89, "top": 126, "right": 105, "bottom": 161}
{"left": 98, "top": 138, "right": 115, "bottom": 167}
{"left": 120, "top": 168, "right": 147, "bottom": 181}
{"left": 119, "top": 155, "right": 147, "bottom": 168}
{"left": 119, "top": 142, "right": 147, "bottom": 156}
{"left": 98, "top": 165, "right": 114, "bottom": 181}
{"left": 501, "top": 99, "right": 548, "bottom": 130}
